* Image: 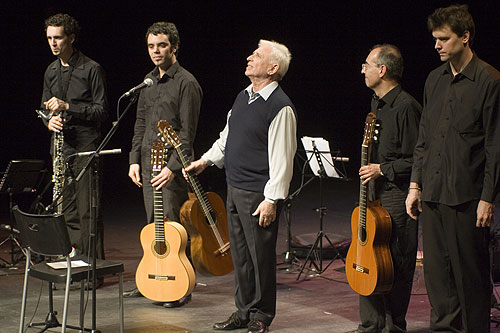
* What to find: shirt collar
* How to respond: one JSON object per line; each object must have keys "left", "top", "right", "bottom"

{"left": 377, "top": 84, "right": 402, "bottom": 108}
{"left": 245, "top": 81, "right": 279, "bottom": 101}
{"left": 152, "top": 61, "right": 180, "bottom": 81}
{"left": 442, "top": 54, "right": 478, "bottom": 81}
{"left": 50, "top": 49, "right": 81, "bottom": 70}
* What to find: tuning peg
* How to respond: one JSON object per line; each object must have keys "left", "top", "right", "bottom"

{"left": 373, "top": 136, "right": 379, "bottom": 142}
{"left": 374, "top": 129, "right": 379, "bottom": 135}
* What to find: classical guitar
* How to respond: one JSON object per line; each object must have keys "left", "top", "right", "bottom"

{"left": 157, "top": 120, "right": 234, "bottom": 276}
{"left": 135, "top": 140, "right": 196, "bottom": 302}
{"left": 345, "top": 112, "right": 393, "bottom": 296}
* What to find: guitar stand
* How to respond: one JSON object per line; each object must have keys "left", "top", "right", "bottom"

{"left": 0, "top": 160, "right": 45, "bottom": 267}
{"left": 296, "top": 141, "right": 346, "bottom": 281}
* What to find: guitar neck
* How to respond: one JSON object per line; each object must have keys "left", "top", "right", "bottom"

{"left": 359, "top": 145, "right": 369, "bottom": 229}
{"left": 153, "top": 172, "right": 166, "bottom": 242}
{"left": 173, "top": 144, "right": 228, "bottom": 250}
{"left": 174, "top": 145, "right": 215, "bottom": 219}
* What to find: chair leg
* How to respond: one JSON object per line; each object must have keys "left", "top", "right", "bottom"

{"left": 19, "top": 251, "right": 30, "bottom": 333}
{"left": 119, "top": 272, "right": 124, "bottom": 333}
{"left": 80, "top": 280, "right": 85, "bottom": 330}
{"left": 61, "top": 257, "right": 72, "bottom": 332}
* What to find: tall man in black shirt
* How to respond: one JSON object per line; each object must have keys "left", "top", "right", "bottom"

{"left": 126, "top": 21, "right": 202, "bottom": 307}
{"left": 41, "top": 13, "right": 108, "bottom": 261}
{"left": 354, "top": 44, "right": 421, "bottom": 332}
{"left": 406, "top": 5, "right": 500, "bottom": 332}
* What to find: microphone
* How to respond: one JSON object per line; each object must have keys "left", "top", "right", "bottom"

{"left": 75, "top": 149, "right": 122, "bottom": 157}
{"left": 332, "top": 156, "right": 349, "bottom": 162}
{"left": 122, "top": 78, "right": 153, "bottom": 97}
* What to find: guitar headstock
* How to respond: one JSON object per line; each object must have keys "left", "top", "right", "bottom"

{"left": 362, "top": 112, "right": 377, "bottom": 147}
{"left": 151, "top": 140, "right": 166, "bottom": 173}
{"left": 157, "top": 120, "right": 181, "bottom": 149}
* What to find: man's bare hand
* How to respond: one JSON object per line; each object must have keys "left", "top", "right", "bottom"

{"left": 47, "top": 115, "right": 64, "bottom": 133}
{"left": 152, "top": 166, "right": 174, "bottom": 190}
{"left": 44, "top": 97, "right": 68, "bottom": 113}
{"left": 252, "top": 200, "right": 277, "bottom": 227}
{"left": 406, "top": 183, "right": 422, "bottom": 220}
{"left": 359, "top": 163, "right": 382, "bottom": 185}
{"left": 128, "top": 164, "right": 142, "bottom": 187}
{"left": 183, "top": 158, "right": 208, "bottom": 181}
{"left": 476, "top": 200, "right": 494, "bottom": 228}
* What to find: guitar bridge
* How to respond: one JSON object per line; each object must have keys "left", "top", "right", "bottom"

{"left": 148, "top": 274, "right": 175, "bottom": 281}
{"left": 352, "top": 263, "right": 370, "bottom": 274}
{"left": 214, "top": 242, "right": 231, "bottom": 256}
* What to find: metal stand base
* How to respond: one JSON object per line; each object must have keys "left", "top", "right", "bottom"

{"left": 0, "top": 231, "right": 23, "bottom": 267}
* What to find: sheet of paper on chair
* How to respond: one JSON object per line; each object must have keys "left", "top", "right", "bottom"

{"left": 46, "top": 260, "right": 90, "bottom": 269}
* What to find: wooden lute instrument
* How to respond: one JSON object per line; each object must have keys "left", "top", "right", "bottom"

{"left": 157, "top": 120, "right": 234, "bottom": 276}
{"left": 135, "top": 140, "right": 196, "bottom": 302}
{"left": 345, "top": 112, "right": 393, "bottom": 296}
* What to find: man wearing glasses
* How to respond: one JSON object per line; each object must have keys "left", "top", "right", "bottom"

{"left": 353, "top": 44, "right": 421, "bottom": 332}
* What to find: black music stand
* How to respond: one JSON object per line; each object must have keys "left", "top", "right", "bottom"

{"left": 0, "top": 159, "right": 45, "bottom": 267}
{"left": 296, "top": 137, "right": 346, "bottom": 280}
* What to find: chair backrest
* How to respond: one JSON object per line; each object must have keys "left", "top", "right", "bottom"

{"left": 12, "top": 205, "right": 72, "bottom": 257}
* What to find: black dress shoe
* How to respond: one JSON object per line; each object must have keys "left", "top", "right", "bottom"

{"left": 123, "top": 287, "right": 143, "bottom": 298}
{"left": 213, "top": 312, "right": 249, "bottom": 330}
{"left": 247, "top": 319, "right": 268, "bottom": 333}
{"left": 163, "top": 294, "right": 192, "bottom": 308}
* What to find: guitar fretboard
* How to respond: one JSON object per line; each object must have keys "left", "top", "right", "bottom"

{"left": 174, "top": 145, "right": 226, "bottom": 249}
{"left": 358, "top": 144, "right": 369, "bottom": 240}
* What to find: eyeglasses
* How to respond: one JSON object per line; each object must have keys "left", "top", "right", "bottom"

{"left": 361, "top": 62, "right": 381, "bottom": 71}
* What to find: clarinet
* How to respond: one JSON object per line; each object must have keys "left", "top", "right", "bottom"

{"left": 36, "top": 109, "right": 65, "bottom": 214}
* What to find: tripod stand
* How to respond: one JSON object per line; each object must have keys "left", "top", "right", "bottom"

{"left": 296, "top": 138, "right": 347, "bottom": 280}
{"left": 0, "top": 160, "right": 44, "bottom": 267}
{"left": 278, "top": 176, "right": 315, "bottom": 272}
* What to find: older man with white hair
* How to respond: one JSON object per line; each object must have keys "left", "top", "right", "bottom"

{"left": 185, "top": 39, "right": 297, "bottom": 333}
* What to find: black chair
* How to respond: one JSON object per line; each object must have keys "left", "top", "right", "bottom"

{"left": 13, "top": 205, "right": 124, "bottom": 333}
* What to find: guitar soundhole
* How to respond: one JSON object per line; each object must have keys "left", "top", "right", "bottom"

{"left": 152, "top": 241, "right": 170, "bottom": 258}
{"left": 359, "top": 228, "right": 367, "bottom": 243}
{"left": 205, "top": 210, "right": 216, "bottom": 226}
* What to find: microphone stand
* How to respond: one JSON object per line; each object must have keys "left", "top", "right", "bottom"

{"left": 278, "top": 176, "right": 315, "bottom": 271}
{"left": 73, "top": 94, "right": 137, "bottom": 332}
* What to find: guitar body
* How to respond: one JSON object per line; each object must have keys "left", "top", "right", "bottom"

{"left": 180, "top": 192, "right": 234, "bottom": 276}
{"left": 346, "top": 201, "right": 393, "bottom": 296}
{"left": 136, "top": 219, "right": 196, "bottom": 302}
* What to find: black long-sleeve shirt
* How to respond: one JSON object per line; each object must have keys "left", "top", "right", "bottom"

{"left": 129, "top": 62, "right": 202, "bottom": 173}
{"left": 41, "top": 50, "right": 108, "bottom": 155}
{"left": 370, "top": 85, "right": 422, "bottom": 197}
{"left": 411, "top": 55, "right": 500, "bottom": 205}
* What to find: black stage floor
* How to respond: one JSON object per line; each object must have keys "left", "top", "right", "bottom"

{"left": 1, "top": 176, "right": 500, "bottom": 332}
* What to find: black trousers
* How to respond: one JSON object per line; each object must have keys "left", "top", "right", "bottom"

{"left": 63, "top": 156, "right": 104, "bottom": 259}
{"left": 358, "top": 187, "right": 418, "bottom": 332}
{"left": 226, "top": 184, "right": 280, "bottom": 326}
{"left": 421, "top": 200, "right": 490, "bottom": 333}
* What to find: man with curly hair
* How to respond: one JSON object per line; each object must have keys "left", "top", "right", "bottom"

{"left": 40, "top": 13, "right": 108, "bottom": 270}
